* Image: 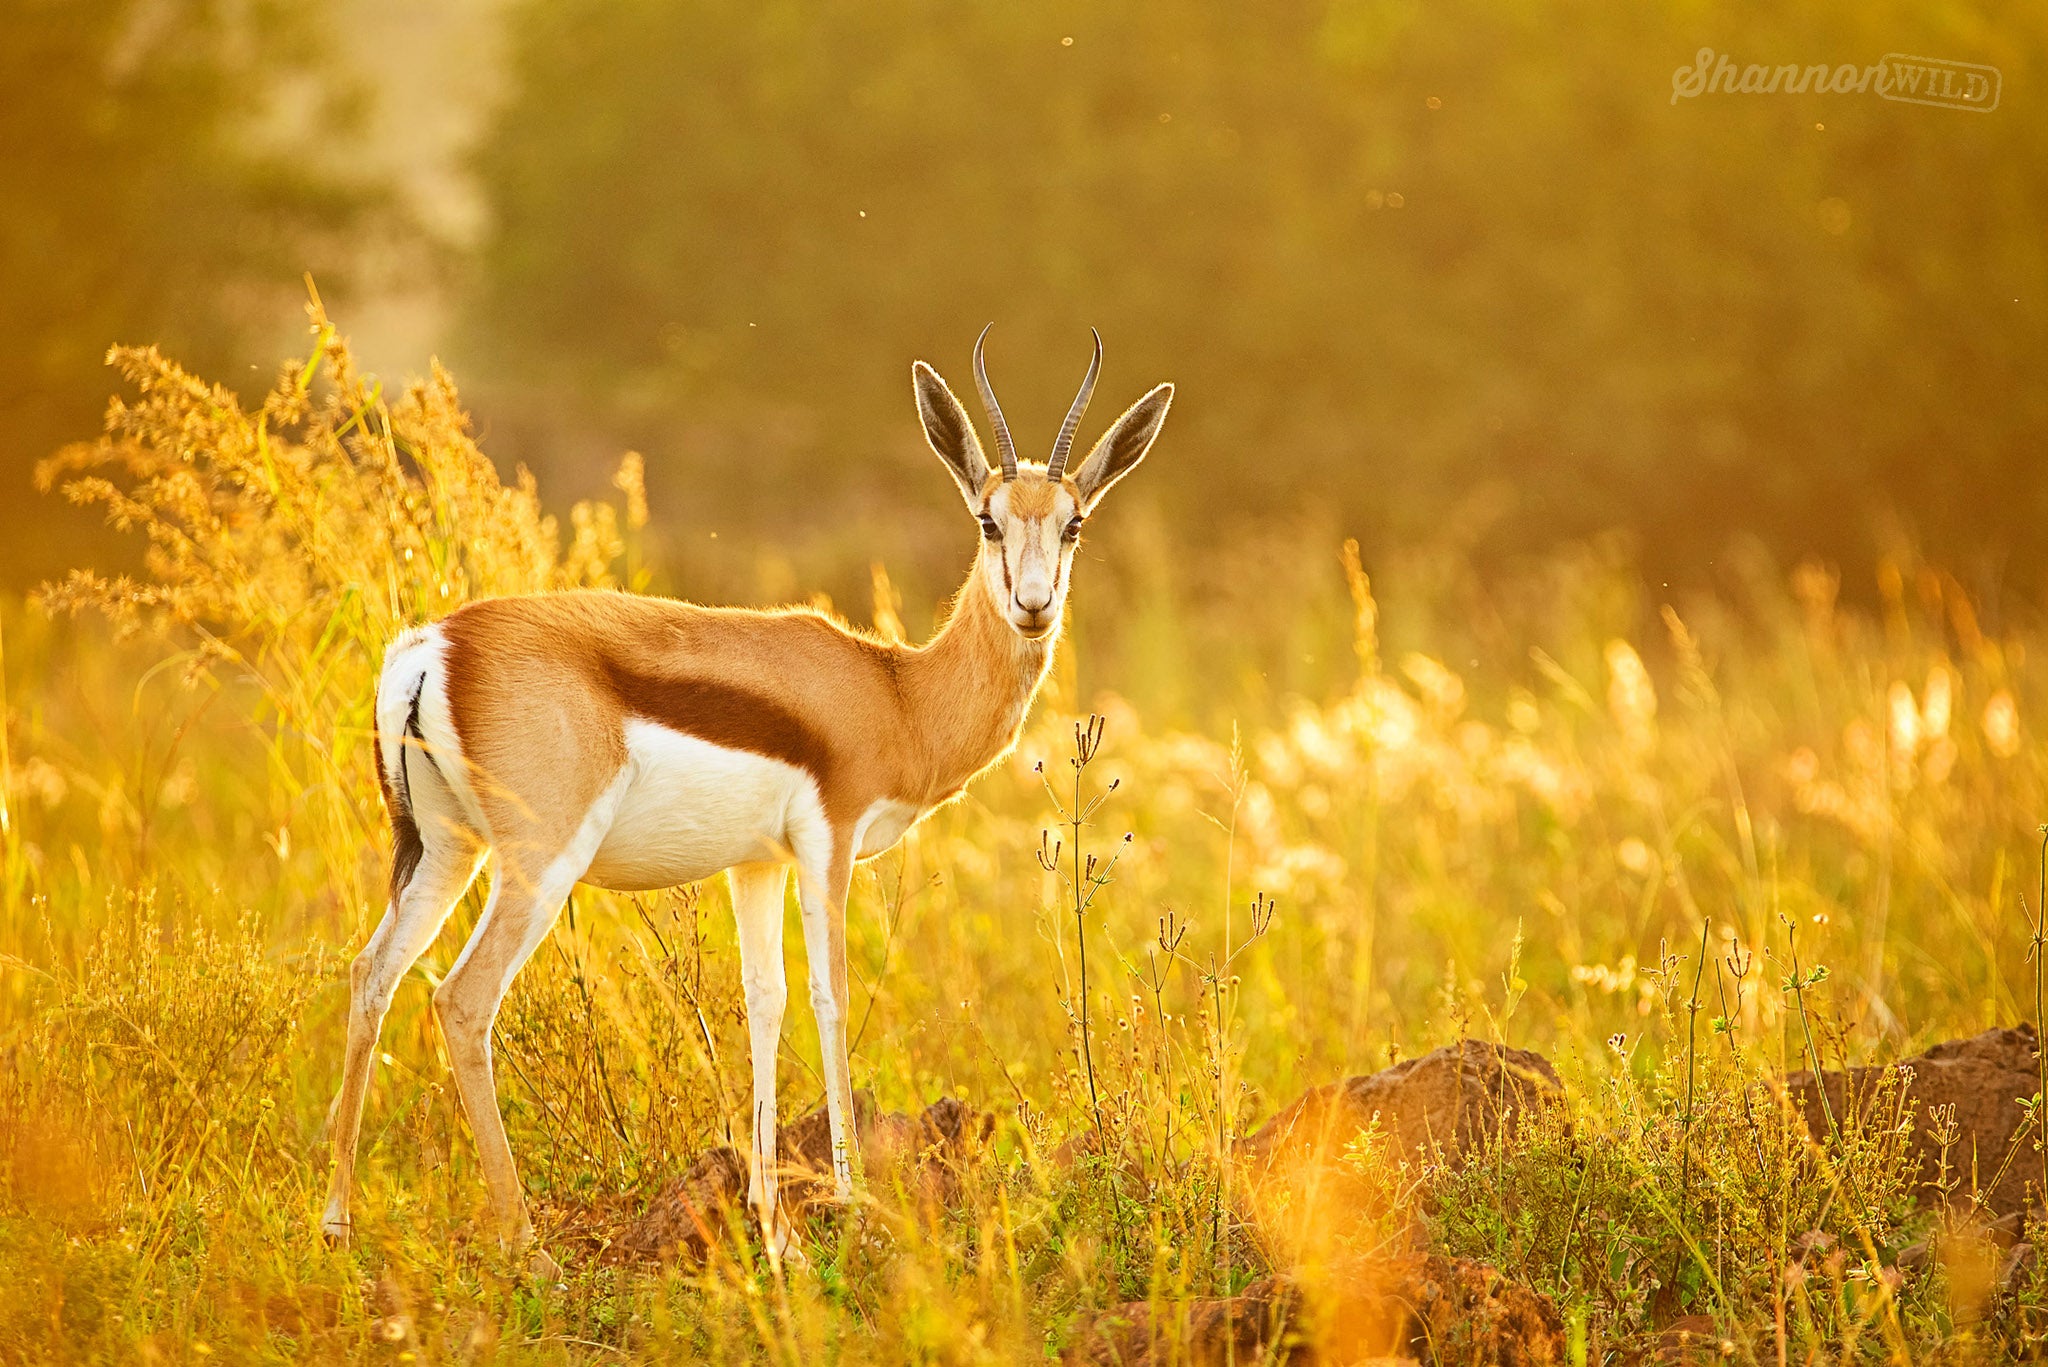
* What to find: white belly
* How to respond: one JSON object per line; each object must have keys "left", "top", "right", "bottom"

{"left": 583, "top": 719, "right": 824, "bottom": 891}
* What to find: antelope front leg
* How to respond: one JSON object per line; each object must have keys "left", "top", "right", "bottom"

{"left": 728, "top": 861, "right": 794, "bottom": 1259}
{"left": 796, "top": 845, "right": 860, "bottom": 1200}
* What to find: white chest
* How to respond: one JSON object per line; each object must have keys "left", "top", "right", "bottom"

{"left": 853, "top": 798, "right": 925, "bottom": 859}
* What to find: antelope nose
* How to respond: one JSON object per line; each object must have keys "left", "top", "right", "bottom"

{"left": 1016, "top": 589, "right": 1052, "bottom": 614}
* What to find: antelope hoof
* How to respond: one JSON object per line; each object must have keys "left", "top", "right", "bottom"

{"left": 526, "top": 1245, "right": 564, "bottom": 1282}
{"left": 772, "top": 1230, "right": 808, "bottom": 1271}
{"left": 759, "top": 1210, "right": 806, "bottom": 1270}
{"left": 320, "top": 1215, "right": 353, "bottom": 1247}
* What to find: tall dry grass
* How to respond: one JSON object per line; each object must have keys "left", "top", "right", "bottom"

{"left": 2, "top": 304, "right": 2048, "bottom": 1359}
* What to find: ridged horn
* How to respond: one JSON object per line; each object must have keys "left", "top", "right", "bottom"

{"left": 1046, "top": 328, "right": 1102, "bottom": 481}
{"left": 972, "top": 323, "right": 1018, "bottom": 481}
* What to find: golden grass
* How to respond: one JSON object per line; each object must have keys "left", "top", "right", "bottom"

{"left": 4, "top": 306, "right": 2048, "bottom": 1361}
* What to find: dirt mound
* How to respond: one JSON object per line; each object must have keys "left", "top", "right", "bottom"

{"left": 1067, "top": 1255, "right": 1564, "bottom": 1366}
{"left": 779, "top": 1092, "right": 993, "bottom": 1215}
{"left": 1241, "top": 1040, "right": 1563, "bottom": 1176}
{"left": 618, "top": 1092, "right": 993, "bottom": 1261}
{"left": 1068, "top": 1278, "right": 1296, "bottom": 1367}
{"left": 1784, "top": 1023, "right": 2042, "bottom": 1217}
{"left": 616, "top": 1145, "right": 750, "bottom": 1262}
{"left": 1237, "top": 1040, "right": 1562, "bottom": 1259}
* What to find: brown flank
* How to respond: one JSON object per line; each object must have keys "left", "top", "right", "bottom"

{"left": 431, "top": 553, "right": 1049, "bottom": 878}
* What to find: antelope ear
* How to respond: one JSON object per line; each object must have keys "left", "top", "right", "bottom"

{"left": 913, "top": 361, "right": 991, "bottom": 507}
{"left": 1072, "top": 383, "right": 1173, "bottom": 510}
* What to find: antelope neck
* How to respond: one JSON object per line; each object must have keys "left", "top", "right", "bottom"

{"left": 896, "top": 545, "right": 1054, "bottom": 798}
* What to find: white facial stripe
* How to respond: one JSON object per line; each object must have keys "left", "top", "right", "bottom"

{"left": 981, "top": 478, "right": 1084, "bottom": 636}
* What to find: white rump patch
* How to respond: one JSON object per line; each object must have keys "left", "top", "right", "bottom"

{"left": 375, "top": 623, "right": 487, "bottom": 845}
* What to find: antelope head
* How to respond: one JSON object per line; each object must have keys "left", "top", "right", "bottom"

{"left": 913, "top": 325, "right": 1173, "bottom": 640}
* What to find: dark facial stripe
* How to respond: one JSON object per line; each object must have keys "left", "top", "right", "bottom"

{"left": 993, "top": 529, "right": 1014, "bottom": 599}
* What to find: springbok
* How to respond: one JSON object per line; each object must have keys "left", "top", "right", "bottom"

{"left": 322, "top": 327, "right": 1173, "bottom": 1264}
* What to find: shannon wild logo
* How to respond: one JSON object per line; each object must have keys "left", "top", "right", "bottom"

{"left": 1670, "top": 49, "right": 2001, "bottom": 111}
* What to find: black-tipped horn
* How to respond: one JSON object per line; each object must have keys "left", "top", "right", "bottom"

{"left": 972, "top": 323, "right": 1018, "bottom": 481}
{"left": 1046, "top": 328, "right": 1102, "bottom": 481}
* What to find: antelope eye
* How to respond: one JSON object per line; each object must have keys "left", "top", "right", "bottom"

{"left": 1061, "top": 519, "right": 1084, "bottom": 542}
{"left": 978, "top": 514, "right": 1002, "bottom": 541}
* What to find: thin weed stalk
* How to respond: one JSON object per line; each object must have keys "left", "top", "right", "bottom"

{"left": 0, "top": 610, "right": 16, "bottom": 903}
{"left": 2028, "top": 825, "right": 2048, "bottom": 1211}
{"left": 1037, "top": 714, "right": 1126, "bottom": 1155}
{"left": 1781, "top": 916, "right": 1839, "bottom": 1150}
{"left": 1038, "top": 712, "right": 1133, "bottom": 1278}
{"left": 1671, "top": 916, "right": 1710, "bottom": 1305}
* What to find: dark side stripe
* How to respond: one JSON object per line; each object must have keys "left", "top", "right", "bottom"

{"left": 598, "top": 658, "right": 834, "bottom": 788}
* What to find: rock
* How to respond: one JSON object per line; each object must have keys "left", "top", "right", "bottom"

{"left": 1649, "top": 1314, "right": 1729, "bottom": 1363}
{"left": 1934, "top": 1225, "right": 2009, "bottom": 1325}
{"left": 1241, "top": 1040, "right": 1564, "bottom": 1177}
{"left": 1894, "top": 1224, "right": 2033, "bottom": 1296}
{"left": 780, "top": 1091, "right": 994, "bottom": 1216}
{"left": 616, "top": 1145, "right": 748, "bottom": 1262}
{"left": 1066, "top": 1277, "right": 1299, "bottom": 1367}
{"left": 1990, "top": 1240, "right": 2040, "bottom": 1324}
{"left": 1237, "top": 1040, "right": 1562, "bottom": 1259}
{"left": 1358, "top": 1255, "right": 1565, "bottom": 1367}
{"left": 2003, "top": 1241, "right": 2037, "bottom": 1292}
{"left": 1784, "top": 1023, "right": 2043, "bottom": 1217}
{"left": 1066, "top": 1255, "right": 1563, "bottom": 1366}
{"left": 619, "top": 1092, "right": 994, "bottom": 1261}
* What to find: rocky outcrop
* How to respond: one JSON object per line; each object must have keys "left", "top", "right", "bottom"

{"left": 779, "top": 1092, "right": 993, "bottom": 1216}
{"left": 1240, "top": 1039, "right": 1564, "bottom": 1178}
{"left": 1236, "top": 1039, "right": 1563, "bottom": 1258}
{"left": 617, "top": 1144, "right": 750, "bottom": 1262}
{"left": 1076, "top": 1047, "right": 1571, "bottom": 1363}
{"left": 1067, "top": 1278, "right": 1297, "bottom": 1367}
{"left": 1784, "top": 1023, "right": 2043, "bottom": 1217}
{"left": 619, "top": 1092, "right": 994, "bottom": 1261}
{"left": 1067, "top": 1255, "right": 1564, "bottom": 1366}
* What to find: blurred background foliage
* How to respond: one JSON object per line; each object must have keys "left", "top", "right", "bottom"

{"left": 5, "top": 6, "right": 2048, "bottom": 1352}
{"left": 0, "top": 0, "right": 401, "bottom": 578}
{"left": 2, "top": 0, "right": 2042, "bottom": 609}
